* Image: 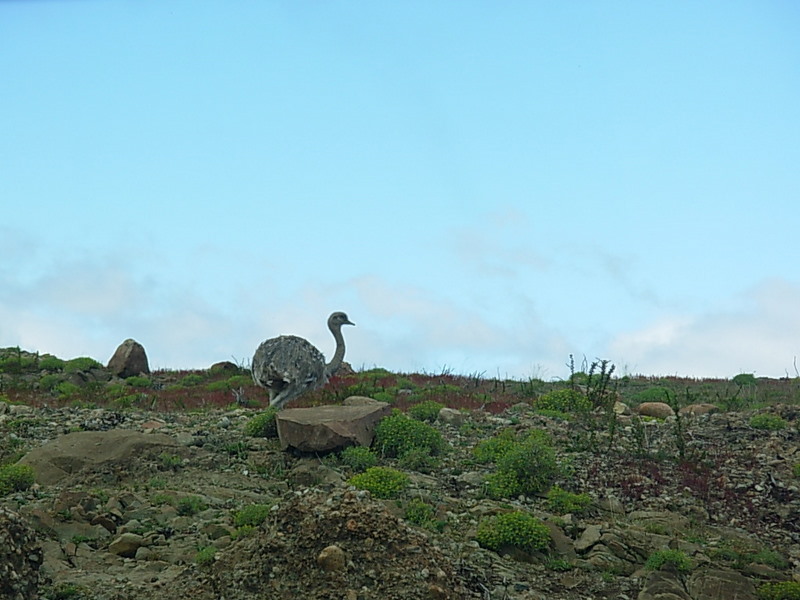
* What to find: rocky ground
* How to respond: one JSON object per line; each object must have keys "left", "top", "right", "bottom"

{"left": 1, "top": 358, "right": 799, "bottom": 600}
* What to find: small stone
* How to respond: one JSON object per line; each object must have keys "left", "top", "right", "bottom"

{"left": 317, "top": 544, "right": 346, "bottom": 572}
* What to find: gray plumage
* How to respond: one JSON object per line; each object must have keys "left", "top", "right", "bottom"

{"left": 251, "top": 311, "right": 355, "bottom": 409}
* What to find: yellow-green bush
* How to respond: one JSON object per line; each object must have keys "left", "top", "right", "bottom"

{"left": 0, "top": 463, "right": 35, "bottom": 496}
{"left": 476, "top": 511, "right": 550, "bottom": 554}
{"left": 348, "top": 466, "right": 409, "bottom": 498}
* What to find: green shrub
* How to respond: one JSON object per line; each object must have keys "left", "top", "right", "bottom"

{"left": 179, "top": 373, "right": 205, "bottom": 387}
{"left": 65, "top": 357, "right": 102, "bottom": 372}
{"left": 645, "top": 549, "right": 692, "bottom": 573}
{"left": 546, "top": 486, "right": 591, "bottom": 515}
{"left": 632, "top": 386, "right": 670, "bottom": 404}
{"left": 408, "top": 400, "right": 444, "bottom": 423}
{"left": 476, "top": 511, "right": 550, "bottom": 554}
{"left": 757, "top": 581, "right": 800, "bottom": 600}
{"left": 0, "top": 463, "right": 35, "bottom": 496}
{"left": 477, "top": 429, "right": 560, "bottom": 499}
{"left": 404, "top": 498, "right": 436, "bottom": 527}
{"left": 55, "top": 381, "right": 81, "bottom": 397}
{"left": 243, "top": 407, "right": 278, "bottom": 438}
{"left": 340, "top": 446, "right": 378, "bottom": 472}
{"left": 348, "top": 466, "right": 409, "bottom": 498}
{"left": 536, "top": 389, "right": 591, "bottom": 414}
{"left": 397, "top": 447, "right": 440, "bottom": 473}
{"left": 38, "top": 374, "right": 62, "bottom": 392}
{"left": 205, "top": 380, "right": 230, "bottom": 392}
{"left": 732, "top": 373, "right": 757, "bottom": 387}
{"left": 473, "top": 428, "right": 520, "bottom": 463}
{"left": 749, "top": 414, "right": 788, "bottom": 431}
{"left": 374, "top": 412, "right": 446, "bottom": 458}
{"left": 792, "top": 463, "right": 800, "bottom": 478}
{"left": 39, "top": 355, "right": 65, "bottom": 371}
{"left": 158, "top": 453, "right": 183, "bottom": 470}
{"left": 233, "top": 503, "right": 272, "bottom": 527}
{"left": 177, "top": 495, "right": 208, "bottom": 516}
{"left": 195, "top": 546, "right": 216, "bottom": 567}
{"left": 125, "top": 375, "right": 152, "bottom": 388}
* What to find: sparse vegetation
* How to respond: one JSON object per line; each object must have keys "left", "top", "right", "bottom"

{"left": 0, "top": 463, "right": 35, "bottom": 496}
{"left": 339, "top": 445, "right": 378, "bottom": 472}
{"left": 233, "top": 503, "right": 273, "bottom": 528}
{"left": 756, "top": 581, "right": 800, "bottom": 600}
{"left": 374, "top": 411, "right": 446, "bottom": 459}
{"left": 748, "top": 413, "right": 788, "bottom": 431}
{"left": 243, "top": 407, "right": 278, "bottom": 438}
{"left": 476, "top": 511, "right": 551, "bottom": 554}
{"left": 546, "top": 486, "right": 591, "bottom": 515}
{"left": 348, "top": 466, "right": 409, "bottom": 498}
{"left": 644, "top": 549, "right": 692, "bottom": 573}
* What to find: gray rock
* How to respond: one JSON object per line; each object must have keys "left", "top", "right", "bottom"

{"left": 637, "top": 570, "right": 691, "bottom": 600}
{"left": 18, "top": 430, "right": 178, "bottom": 485}
{"left": 317, "top": 544, "right": 346, "bottom": 572}
{"left": 108, "top": 532, "right": 145, "bottom": 558}
{"left": 107, "top": 338, "right": 150, "bottom": 378}
{"left": 276, "top": 400, "right": 391, "bottom": 453}
{"left": 439, "top": 407, "right": 467, "bottom": 427}
{"left": 575, "top": 523, "right": 603, "bottom": 552}
{"left": 687, "top": 567, "right": 757, "bottom": 600}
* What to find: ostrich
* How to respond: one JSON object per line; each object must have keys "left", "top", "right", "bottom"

{"left": 251, "top": 311, "right": 355, "bottom": 409}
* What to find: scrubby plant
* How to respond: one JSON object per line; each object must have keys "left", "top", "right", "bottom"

{"left": 476, "top": 511, "right": 550, "bottom": 554}
{"left": 348, "top": 466, "right": 409, "bottom": 498}
{"left": 65, "top": 357, "right": 102, "bottom": 372}
{"left": 56, "top": 381, "right": 81, "bottom": 397}
{"left": 408, "top": 400, "right": 444, "bottom": 423}
{"left": 158, "top": 453, "right": 183, "bottom": 471}
{"left": 756, "top": 581, "right": 800, "bottom": 600}
{"left": 631, "top": 386, "right": 671, "bottom": 404}
{"left": 233, "top": 503, "right": 272, "bottom": 527}
{"left": 243, "top": 407, "right": 279, "bottom": 438}
{"left": 546, "top": 486, "right": 591, "bottom": 515}
{"left": 195, "top": 546, "right": 216, "bottom": 567}
{"left": 404, "top": 498, "right": 437, "bottom": 527}
{"left": 339, "top": 445, "right": 378, "bottom": 472}
{"left": 125, "top": 375, "right": 152, "bottom": 388}
{"left": 177, "top": 495, "right": 208, "bottom": 516}
{"left": 644, "top": 549, "right": 692, "bottom": 573}
{"left": 39, "top": 355, "right": 65, "bottom": 371}
{"left": 535, "top": 388, "right": 591, "bottom": 414}
{"left": 475, "top": 429, "right": 560, "bottom": 499}
{"left": 792, "top": 463, "right": 800, "bottom": 478}
{"left": 374, "top": 411, "right": 446, "bottom": 459}
{"left": 397, "top": 446, "right": 440, "bottom": 473}
{"left": 179, "top": 373, "right": 205, "bottom": 387}
{"left": 732, "top": 373, "right": 757, "bottom": 387}
{"left": 749, "top": 413, "right": 788, "bottom": 431}
{"left": 0, "top": 463, "right": 35, "bottom": 496}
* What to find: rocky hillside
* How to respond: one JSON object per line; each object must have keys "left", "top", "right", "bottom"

{"left": 1, "top": 346, "right": 799, "bottom": 600}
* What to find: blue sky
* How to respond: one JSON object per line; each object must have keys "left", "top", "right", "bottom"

{"left": 2, "top": 2, "right": 798, "bottom": 379}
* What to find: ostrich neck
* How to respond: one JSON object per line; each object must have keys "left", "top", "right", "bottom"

{"left": 324, "top": 325, "right": 347, "bottom": 376}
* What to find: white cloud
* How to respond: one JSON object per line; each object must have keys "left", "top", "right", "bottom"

{"left": 608, "top": 278, "right": 800, "bottom": 377}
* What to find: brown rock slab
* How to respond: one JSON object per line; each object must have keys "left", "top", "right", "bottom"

{"left": 18, "top": 430, "right": 178, "bottom": 485}
{"left": 107, "top": 338, "right": 150, "bottom": 378}
{"left": 108, "top": 532, "right": 145, "bottom": 558}
{"left": 636, "top": 402, "right": 675, "bottom": 419}
{"left": 276, "top": 400, "right": 391, "bottom": 453}
{"left": 687, "top": 567, "right": 757, "bottom": 600}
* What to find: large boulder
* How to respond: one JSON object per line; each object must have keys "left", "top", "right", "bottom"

{"left": 636, "top": 402, "right": 675, "bottom": 419}
{"left": 107, "top": 338, "right": 150, "bottom": 378}
{"left": 276, "top": 397, "right": 391, "bottom": 453}
{"left": 17, "top": 430, "right": 178, "bottom": 485}
{"left": 0, "top": 507, "right": 42, "bottom": 600}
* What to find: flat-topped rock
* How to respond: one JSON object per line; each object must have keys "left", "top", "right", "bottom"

{"left": 276, "top": 398, "right": 391, "bottom": 453}
{"left": 18, "top": 430, "right": 178, "bottom": 485}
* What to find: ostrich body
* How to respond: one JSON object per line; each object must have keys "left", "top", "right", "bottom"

{"left": 251, "top": 311, "right": 355, "bottom": 409}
